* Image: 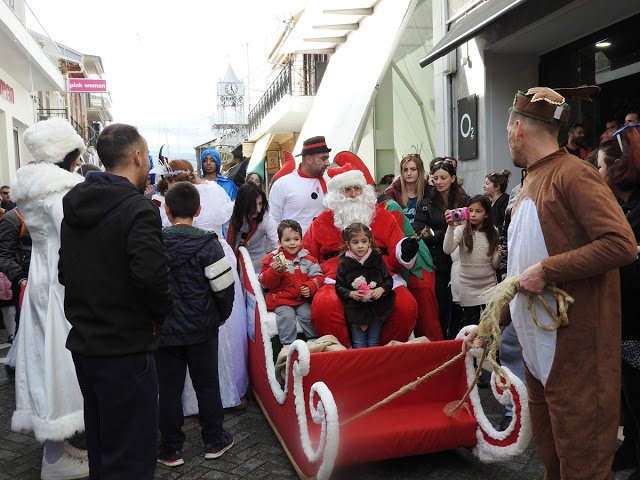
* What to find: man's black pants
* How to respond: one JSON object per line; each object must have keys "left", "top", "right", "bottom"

{"left": 72, "top": 351, "right": 158, "bottom": 480}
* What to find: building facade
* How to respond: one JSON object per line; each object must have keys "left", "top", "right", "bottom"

{"left": 425, "top": 0, "right": 640, "bottom": 194}
{"left": 247, "top": 0, "right": 640, "bottom": 198}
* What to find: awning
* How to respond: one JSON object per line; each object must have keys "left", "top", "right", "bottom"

{"left": 247, "top": 133, "right": 273, "bottom": 173}
{"left": 419, "top": 0, "right": 527, "bottom": 68}
{"left": 295, "top": 0, "right": 415, "bottom": 163}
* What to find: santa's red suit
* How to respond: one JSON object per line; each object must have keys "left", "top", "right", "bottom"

{"left": 303, "top": 206, "right": 418, "bottom": 347}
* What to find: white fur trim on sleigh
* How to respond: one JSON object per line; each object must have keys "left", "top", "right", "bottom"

{"left": 456, "top": 326, "right": 532, "bottom": 463}
{"left": 12, "top": 408, "right": 85, "bottom": 443}
{"left": 239, "top": 247, "right": 339, "bottom": 480}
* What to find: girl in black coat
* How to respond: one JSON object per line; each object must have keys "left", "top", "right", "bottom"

{"left": 335, "top": 223, "right": 395, "bottom": 349}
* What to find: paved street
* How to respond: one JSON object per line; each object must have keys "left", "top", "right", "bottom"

{"left": 0, "top": 326, "right": 634, "bottom": 479}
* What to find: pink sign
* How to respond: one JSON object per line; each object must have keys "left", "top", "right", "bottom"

{"left": 68, "top": 79, "right": 107, "bottom": 93}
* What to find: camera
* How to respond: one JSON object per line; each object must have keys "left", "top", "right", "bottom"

{"left": 450, "top": 207, "right": 470, "bottom": 222}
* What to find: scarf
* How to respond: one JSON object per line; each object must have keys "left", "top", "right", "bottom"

{"left": 227, "top": 218, "right": 258, "bottom": 256}
{"left": 345, "top": 248, "right": 372, "bottom": 265}
{"left": 297, "top": 166, "right": 327, "bottom": 194}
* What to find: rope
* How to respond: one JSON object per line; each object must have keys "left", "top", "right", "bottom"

{"left": 448, "top": 275, "right": 574, "bottom": 415}
{"left": 339, "top": 350, "right": 465, "bottom": 427}
{"left": 337, "top": 275, "right": 575, "bottom": 425}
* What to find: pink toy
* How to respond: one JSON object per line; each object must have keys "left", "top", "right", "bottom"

{"left": 352, "top": 276, "right": 377, "bottom": 301}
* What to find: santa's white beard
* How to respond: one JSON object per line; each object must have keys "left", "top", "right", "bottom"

{"left": 325, "top": 186, "right": 377, "bottom": 231}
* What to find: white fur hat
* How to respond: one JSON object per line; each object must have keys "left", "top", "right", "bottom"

{"left": 24, "top": 117, "right": 86, "bottom": 163}
{"left": 326, "top": 163, "right": 366, "bottom": 191}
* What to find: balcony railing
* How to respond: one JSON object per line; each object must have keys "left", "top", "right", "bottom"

{"left": 37, "top": 108, "right": 67, "bottom": 122}
{"left": 248, "top": 57, "right": 328, "bottom": 135}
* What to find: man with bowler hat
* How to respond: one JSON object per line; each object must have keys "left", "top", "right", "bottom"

{"left": 269, "top": 136, "right": 331, "bottom": 234}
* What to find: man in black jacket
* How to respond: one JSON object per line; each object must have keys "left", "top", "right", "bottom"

{"left": 59, "top": 123, "right": 172, "bottom": 480}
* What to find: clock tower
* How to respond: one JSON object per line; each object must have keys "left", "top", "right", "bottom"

{"left": 212, "top": 62, "right": 247, "bottom": 150}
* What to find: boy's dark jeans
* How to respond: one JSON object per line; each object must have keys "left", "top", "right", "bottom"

{"left": 156, "top": 334, "right": 224, "bottom": 451}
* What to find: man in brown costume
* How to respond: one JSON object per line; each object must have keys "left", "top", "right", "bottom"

{"left": 506, "top": 86, "right": 637, "bottom": 479}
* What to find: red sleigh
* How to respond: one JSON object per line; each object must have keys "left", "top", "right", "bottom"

{"left": 238, "top": 247, "right": 531, "bottom": 480}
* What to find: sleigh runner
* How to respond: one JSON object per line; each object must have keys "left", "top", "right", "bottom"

{"left": 238, "top": 247, "right": 531, "bottom": 479}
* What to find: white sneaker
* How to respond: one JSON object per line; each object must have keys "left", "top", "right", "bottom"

{"left": 41, "top": 451, "right": 89, "bottom": 480}
{"left": 64, "top": 441, "right": 89, "bottom": 461}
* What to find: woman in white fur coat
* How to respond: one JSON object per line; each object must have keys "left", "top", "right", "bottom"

{"left": 11, "top": 118, "right": 89, "bottom": 479}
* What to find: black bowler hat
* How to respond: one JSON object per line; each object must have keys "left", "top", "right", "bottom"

{"left": 295, "top": 136, "right": 332, "bottom": 157}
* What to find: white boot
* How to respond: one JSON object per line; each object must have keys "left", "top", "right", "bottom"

{"left": 64, "top": 441, "right": 89, "bottom": 461}
{"left": 41, "top": 451, "right": 89, "bottom": 480}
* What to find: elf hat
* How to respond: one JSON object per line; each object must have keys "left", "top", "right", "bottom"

{"left": 272, "top": 151, "right": 295, "bottom": 183}
{"left": 326, "top": 163, "right": 366, "bottom": 191}
{"left": 24, "top": 117, "right": 86, "bottom": 163}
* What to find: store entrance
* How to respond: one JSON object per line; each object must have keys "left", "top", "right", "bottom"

{"left": 539, "top": 13, "right": 640, "bottom": 148}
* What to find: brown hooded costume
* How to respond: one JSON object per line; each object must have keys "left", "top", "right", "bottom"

{"left": 507, "top": 86, "right": 638, "bottom": 479}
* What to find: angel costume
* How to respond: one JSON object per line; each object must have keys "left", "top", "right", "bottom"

{"left": 11, "top": 163, "right": 84, "bottom": 441}
{"left": 161, "top": 181, "right": 248, "bottom": 409}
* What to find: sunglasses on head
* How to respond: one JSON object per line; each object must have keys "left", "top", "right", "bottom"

{"left": 613, "top": 123, "right": 640, "bottom": 152}
{"left": 431, "top": 160, "right": 453, "bottom": 169}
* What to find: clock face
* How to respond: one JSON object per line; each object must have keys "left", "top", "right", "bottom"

{"left": 225, "top": 83, "right": 238, "bottom": 95}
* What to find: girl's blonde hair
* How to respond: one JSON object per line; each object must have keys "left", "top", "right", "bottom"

{"left": 340, "top": 223, "right": 380, "bottom": 255}
{"left": 399, "top": 154, "right": 426, "bottom": 208}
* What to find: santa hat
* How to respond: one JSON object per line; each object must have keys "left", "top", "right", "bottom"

{"left": 272, "top": 151, "right": 295, "bottom": 183}
{"left": 333, "top": 151, "right": 375, "bottom": 185}
{"left": 326, "top": 163, "right": 366, "bottom": 191}
{"left": 24, "top": 117, "right": 86, "bottom": 163}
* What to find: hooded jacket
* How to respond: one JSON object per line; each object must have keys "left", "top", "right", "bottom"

{"left": 200, "top": 148, "right": 238, "bottom": 200}
{"left": 59, "top": 171, "right": 173, "bottom": 356}
{"left": 161, "top": 225, "right": 234, "bottom": 346}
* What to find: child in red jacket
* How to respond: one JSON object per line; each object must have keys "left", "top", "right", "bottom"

{"left": 259, "top": 219, "right": 324, "bottom": 345}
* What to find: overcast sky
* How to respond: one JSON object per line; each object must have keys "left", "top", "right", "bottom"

{"left": 25, "top": 0, "right": 299, "bottom": 159}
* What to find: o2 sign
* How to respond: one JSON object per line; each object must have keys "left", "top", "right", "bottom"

{"left": 457, "top": 95, "right": 477, "bottom": 161}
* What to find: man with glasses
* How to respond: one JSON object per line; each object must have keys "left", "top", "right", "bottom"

{"left": 269, "top": 136, "right": 332, "bottom": 234}
{"left": 0, "top": 186, "right": 15, "bottom": 217}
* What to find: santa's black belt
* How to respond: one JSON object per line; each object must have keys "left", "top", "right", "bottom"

{"left": 322, "top": 247, "right": 388, "bottom": 261}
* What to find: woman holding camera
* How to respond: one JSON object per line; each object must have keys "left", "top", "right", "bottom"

{"left": 413, "top": 160, "right": 467, "bottom": 338}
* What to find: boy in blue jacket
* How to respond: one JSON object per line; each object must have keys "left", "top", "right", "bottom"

{"left": 157, "top": 182, "right": 235, "bottom": 467}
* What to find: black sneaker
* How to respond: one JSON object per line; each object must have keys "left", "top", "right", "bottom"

{"left": 204, "top": 432, "right": 234, "bottom": 459}
{"left": 158, "top": 447, "right": 184, "bottom": 467}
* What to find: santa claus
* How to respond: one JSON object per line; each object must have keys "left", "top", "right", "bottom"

{"left": 303, "top": 160, "right": 419, "bottom": 347}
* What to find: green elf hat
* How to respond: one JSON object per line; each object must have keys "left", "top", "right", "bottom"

{"left": 246, "top": 157, "right": 265, "bottom": 182}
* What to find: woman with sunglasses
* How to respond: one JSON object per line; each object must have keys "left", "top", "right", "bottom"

{"left": 385, "top": 154, "right": 430, "bottom": 226}
{"left": 413, "top": 160, "right": 468, "bottom": 338}
{"left": 596, "top": 123, "right": 640, "bottom": 480}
